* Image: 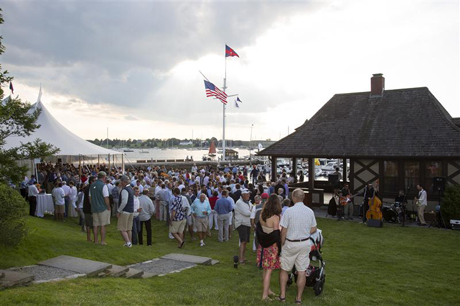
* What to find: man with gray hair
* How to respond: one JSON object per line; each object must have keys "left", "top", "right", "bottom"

{"left": 117, "top": 175, "right": 134, "bottom": 247}
{"left": 279, "top": 188, "right": 317, "bottom": 304}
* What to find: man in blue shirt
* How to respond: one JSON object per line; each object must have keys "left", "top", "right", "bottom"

{"left": 214, "top": 190, "right": 233, "bottom": 242}
{"left": 191, "top": 193, "right": 211, "bottom": 247}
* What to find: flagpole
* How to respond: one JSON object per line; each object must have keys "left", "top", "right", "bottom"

{"left": 222, "top": 48, "right": 227, "bottom": 162}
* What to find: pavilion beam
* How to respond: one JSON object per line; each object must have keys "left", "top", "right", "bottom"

{"left": 292, "top": 157, "right": 297, "bottom": 183}
{"left": 308, "top": 157, "right": 314, "bottom": 191}
{"left": 271, "top": 157, "right": 277, "bottom": 182}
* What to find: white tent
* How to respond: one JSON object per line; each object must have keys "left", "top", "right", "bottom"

{"left": 4, "top": 90, "right": 123, "bottom": 167}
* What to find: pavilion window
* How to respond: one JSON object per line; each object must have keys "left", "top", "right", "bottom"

{"left": 383, "top": 161, "right": 398, "bottom": 193}
{"left": 404, "top": 161, "right": 420, "bottom": 192}
{"left": 425, "top": 161, "right": 442, "bottom": 195}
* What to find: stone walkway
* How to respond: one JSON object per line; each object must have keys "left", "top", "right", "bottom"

{"left": 1, "top": 253, "right": 217, "bottom": 290}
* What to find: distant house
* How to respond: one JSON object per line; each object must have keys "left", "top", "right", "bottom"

{"left": 179, "top": 141, "right": 193, "bottom": 146}
{"left": 259, "top": 74, "right": 460, "bottom": 210}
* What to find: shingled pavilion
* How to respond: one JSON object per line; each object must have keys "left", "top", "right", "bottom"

{"left": 258, "top": 74, "right": 460, "bottom": 210}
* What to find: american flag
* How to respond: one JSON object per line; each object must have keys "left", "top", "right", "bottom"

{"left": 204, "top": 80, "right": 227, "bottom": 104}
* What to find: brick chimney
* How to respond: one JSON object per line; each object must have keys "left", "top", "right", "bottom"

{"left": 370, "top": 73, "right": 385, "bottom": 97}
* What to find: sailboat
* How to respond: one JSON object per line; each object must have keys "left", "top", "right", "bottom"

{"left": 208, "top": 141, "right": 217, "bottom": 157}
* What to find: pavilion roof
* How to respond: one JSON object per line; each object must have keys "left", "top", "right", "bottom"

{"left": 259, "top": 87, "right": 460, "bottom": 158}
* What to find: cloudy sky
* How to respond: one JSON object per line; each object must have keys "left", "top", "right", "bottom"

{"left": 1, "top": 0, "right": 459, "bottom": 141}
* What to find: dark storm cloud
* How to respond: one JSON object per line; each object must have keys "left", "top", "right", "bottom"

{"left": 1, "top": 1, "right": 317, "bottom": 123}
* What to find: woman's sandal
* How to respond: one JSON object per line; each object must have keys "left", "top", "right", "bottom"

{"left": 278, "top": 296, "right": 286, "bottom": 303}
{"left": 295, "top": 300, "right": 302, "bottom": 304}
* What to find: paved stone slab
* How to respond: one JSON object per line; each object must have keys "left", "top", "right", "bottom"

{"left": 211, "top": 260, "right": 220, "bottom": 266}
{"left": 106, "top": 265, "right": 129, "bottom": 278}
{"left": 130, "top": 258, "right": 196, "bottom": 276}
{"left": 161, "top": 253, "right": 212, "bottom": 265}
{"left": 38, "top": 256, "right": 112, "bottom": 277}
{"left": 141, "top": 272, "right": 156, "bottom": 279}
{"left": 0, "top": 270, "right": 35, "bottom": 288}
{"left": 12, "top": 265, "right": 81, "bottom": 282}
{"left": 125, "top": 268, "right": 144, "bottom": 279}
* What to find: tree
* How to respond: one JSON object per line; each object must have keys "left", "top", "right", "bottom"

{"left": 0, "top": 9, "right": 58, "bottom": 185}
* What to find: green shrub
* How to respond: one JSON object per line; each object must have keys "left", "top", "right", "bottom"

{"left": 0, "top": 183, "right": 28, "bottom": 246}
{"left": 441, "top": 184, "right": 460, "bottom": 224}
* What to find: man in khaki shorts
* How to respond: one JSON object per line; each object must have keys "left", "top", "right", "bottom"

{"left": 279, "top": 188, "right": 317, "bottom": 304}
{"left": 89, "top": 171, "right": 111, "bottom": 245}
{"left": 117, "top": 175, "right": 135, "bottom": 247}
{"left": 169, "top": 188, "right": 187, "bottom": 248}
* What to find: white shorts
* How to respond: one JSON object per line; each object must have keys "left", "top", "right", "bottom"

{"left": 280, "top": 240, "right": 311, "bottom": 272}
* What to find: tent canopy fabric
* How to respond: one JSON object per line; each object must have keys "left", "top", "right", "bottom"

{"left": 4, "top": 96, "right": 120, "bottom": 156}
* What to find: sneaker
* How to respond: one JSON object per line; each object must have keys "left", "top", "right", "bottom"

{"left": 200, "top": 241, "right": 205, "bottom": 247}
{"left": 169, "top": 233, "right": 174, "bottom": 239}
{"left": 349, "top": 217, "right": 354, "bottom": 220}
{"left": 123, "top": 242, "right": 132, "bottom": 248}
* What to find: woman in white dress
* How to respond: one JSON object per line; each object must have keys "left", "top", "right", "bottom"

{"left": 68, "top": 181, "right": 79, "bottom": 217}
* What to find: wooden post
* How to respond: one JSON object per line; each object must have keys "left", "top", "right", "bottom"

{"left": 342, "top": 158, "right": 347, "bottom": 185}
{"left": 292, "top": 157, "right": 297, "bottom": 183}
{"left": 271, "top": 157, "right": 277, "bottom": 182}
{"left": 108, "top": 154, "right": 111, "bottom": 174}
{"left": 122, "top": 154, "right": 125, "bottom": 174}
{"left": 97, "top": 155, "right": 100, "bottom": 168}
{"left": 308, "top": 157, "right": 315, "bottom": 191}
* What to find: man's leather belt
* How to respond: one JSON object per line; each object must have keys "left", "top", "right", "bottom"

{"left": 286, "top": 237, "right": 309, "bottom": 242}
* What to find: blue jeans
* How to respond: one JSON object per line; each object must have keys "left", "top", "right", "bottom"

{"left": 132, "top": 216, "right": 140, "bottom": 245}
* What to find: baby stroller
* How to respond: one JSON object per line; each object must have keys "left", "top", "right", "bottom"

{"left": 287, "top": 229, "right": 326, "bottom": 296}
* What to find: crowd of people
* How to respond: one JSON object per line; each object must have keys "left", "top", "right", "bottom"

{"left": 21, "top": 162, "right": 322, "bottom": 303}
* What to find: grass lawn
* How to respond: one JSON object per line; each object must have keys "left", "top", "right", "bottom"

{"left": 0, "top": 215, "right": 459, "bottom": 305}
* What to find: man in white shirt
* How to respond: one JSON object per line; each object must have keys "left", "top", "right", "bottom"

{"left": 415, "top": 184, "right": 427, "bottom": 226}
{"left": 61, "top": 181, "right": 71, "bottom": 218}
{"left": 138, "top": 189, "right": 155, "bottom": 246}
{"left": 52, "top": 182, "right": 66, "bottom": 222}
{"left": 28, "top": 183, "right": 40, "bottom": 216}
{"left": 279, "top": 188, "right": 317, "bottom": 304}
{"left": 234, "top": 189, "right": 253, "bottom": 264}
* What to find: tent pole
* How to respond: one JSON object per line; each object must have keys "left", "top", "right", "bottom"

{"left": 122, "top": 154, "right": 125, "bottom": 174}
{"left": 108, "top": 153, "right": 111, "bottom": 175}
{"left": 98, "top": 155, "right": 100, "bottom": 168}
{"left": 79, "top": 155, "right": 82, "bottom": 180}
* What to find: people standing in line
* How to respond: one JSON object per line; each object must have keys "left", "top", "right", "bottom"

{"left": 138, "top": 189, "right": 155, "bottom": 246}
{"left": 89, "top": 171, "right": 111, "bottom": 245}
{"left": 83, "top": 176, "right": 95, "bottom": 242}
{"left": 415, "top": 184, "right": 427, "bottom": 226}
{"left": 279, "top": 188, "right": 317, "bottom": 304}
{"left": 117, "top": 175, "right": 135, "bottom": 247}
{"left": 234, "top": 189, "right": 253, "bottom": 264}
{"left": 256, "top": 194, "right": 282, "bottom": 301}
{"left": 214, "top": 190, "right": 233, "bottom": 242}
{"left": 52, "top": 182, "right": 66, "bottom": 222}
{"left": 191, "top": 193, "right": 211, "bottom": 247}
{"left": 170, "top": 188, "right": 187, "bottom": 248}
